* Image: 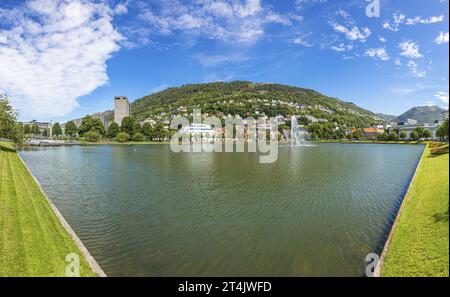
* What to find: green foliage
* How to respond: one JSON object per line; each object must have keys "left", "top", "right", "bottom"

{"left": 0, "top": 94, "right": 23, "bottom": 145}
{"left": 52, "top": 122, "right": 62, "bottom": 137}
{"left": 121, "top": 116, "right": 135, "bottom": 135}
{"left": 410, "top": 130, "right": 420, "bottom": 141}
{"left": 399, "top": 131, "right": 407, "bottom": 139}
{"left": 436, "top": 118, "right": 449, "bottom": 140}
{"left": 78, "top": 115, "right": 105, "bottom": 136}
{"left": 115, "top": 132, "right": 130, "bottom": 142}
{"left": 31, "top": 124, "right": 40, "bottom": 136}
{"left": 64, "top": 121, "right": 78, "bottom": 138}
{"left": 142, "top": 122, "right": 153, "bottom": 139}
{"left": 430, "top": 144, "right": 449, "bottom": 155}
{"left": 83, "top": 130, "right": 101, "bottom": 142}
{"left": 107, "top": 122, "right": 120, "bottom": 138}
{"left": 133, "top": 122, "right": 142, "bottom": 135}
{"left": 132, "top": 132, "right": 144, "bottom": 142}
{"left": 352, "top": 129, "right": 363, "bottom": 140}
{"left": 23, "top": 125, "right": 30, "bottom": 135}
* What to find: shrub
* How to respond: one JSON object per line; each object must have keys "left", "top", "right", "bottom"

{"left": 428, "top": 141, "right": 446, "bottom": 149}
{"left": 430, "top": 144, "right": 449, "bottom": 155}
{"left": 84, "top": 130, "right": 101, "bottom": 142}
{"left": 132, "top": 132, "right": 144, "bottom": 142}
{"left": 115, "top": 132, "right": 130, "bottom": 143}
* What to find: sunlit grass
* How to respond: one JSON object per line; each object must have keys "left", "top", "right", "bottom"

{"left": 0, "top": 142, "right": 96, "bottom": 276}
{"left": 382, "top": 146, "right": 449, "bottom": 277}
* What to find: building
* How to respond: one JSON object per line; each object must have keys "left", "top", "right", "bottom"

{"left": 398, "top": 123, "right": 439, "bottom": 139}
{"left": 362, "top": 127, "right": 384, "bottom": 139}
{"left": 114, "top": 96, "right": 130, "bottom": 125}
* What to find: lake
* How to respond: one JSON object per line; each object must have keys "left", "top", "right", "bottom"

{"left": 19, "top": 143, "right": 424, "bottom": 276}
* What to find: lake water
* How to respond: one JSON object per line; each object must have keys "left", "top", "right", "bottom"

{"left": 19, "top": 143, "right": 424, "bottom": 276}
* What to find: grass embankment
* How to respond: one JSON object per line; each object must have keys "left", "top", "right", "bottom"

{"left": 0, "top": 142, "right": 96, "bottom": 276}
{"left": 381, "top": 145, "right": 449, "bottom": 277}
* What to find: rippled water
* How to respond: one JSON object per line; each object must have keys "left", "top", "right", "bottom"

{"left": 19, "top": 143, "right": 424, "bottom": 276}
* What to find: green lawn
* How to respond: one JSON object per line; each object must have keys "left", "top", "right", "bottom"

{"left": 0, "top": 142, "right": 96, "bottom": 276}
{"left": 381, "top": 146, "right": 449, "bottom": 277}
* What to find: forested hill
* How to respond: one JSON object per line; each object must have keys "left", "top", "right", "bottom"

{"left": 130, "top": 81, "right": 383, "bottom": 128}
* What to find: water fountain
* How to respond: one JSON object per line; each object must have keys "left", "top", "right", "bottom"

{"left": 289, "top": 116, "right": 313, "bottom": 146}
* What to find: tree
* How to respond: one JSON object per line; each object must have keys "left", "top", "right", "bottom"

{"left": 84, "top": 130, "right": 101, "bottom": 142}
{"left": 107, "top": 122, "right": 120, "bottom": 139}
{"left": 78, "top": 115, "right": 105, "bottom": 136}
{"left": 121, "top": 116, "right": 135, "bottom": 135}
{"left": 64, "top": 121, "right": 78, "bottom": 138}
{"left": 436, "top": 118, "right": 449, "bottom": 140}
{"left": 115, "top": 132, "right": 130, "bottom": 142}
{"left": 142, "top": 122, "right": 153, "bottom": 140}
{"left": 352, "top": 129, "right": 363, "bottom": 140}
{"left": 24, "top": 125, "right": 30, "bottom": 135}
{"left": 31, "top": 124, "right": 40, "bottom": 136}
{"left": 422, "top": 129, "right": 432, "bottom": 140}
{"left": 410, "top": 130, "right": 420, "bottom": 141}
{"left": 133, "top": 122, "right": 142, "bottom": 135}
{"left": 0, "top": 95, "right": 23, "bottom": 145}
{"left": 132, "top": 132, "right": 144, "bottom": 142}
{"left": 399, "top": 131, "right": 407, "bottom": 139}
{"left": 52, "top": 122, "right": 62, "bottom": 137}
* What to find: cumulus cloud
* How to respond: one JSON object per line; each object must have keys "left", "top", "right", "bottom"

{"left": 0, "top": 0, "right": 122, "bottom": 118}
{"left": 137, "top": 0, "right": 293, "bottom": 44}
{"left": 435, "top": 32, "right": 449, "bottom": 44}
{"left": 383, "top": 12, "right": 405, "bottom": 31}
{"left": 330, "top": 43, "right": 353, "bottom": 52}
{"left": 365, "top": 48, "right": 390, "bottom": 61}
{"left": 435, "top": 91, "right": 449, "bottom": 104}
{"left": 330, "top": 22, "right": 371, "bottom": 42}
{"left": 405, "top": 15, "right": 444, "bottom": 25}
{"left": 398, "top": 40, "right": 423, "bottom": 59}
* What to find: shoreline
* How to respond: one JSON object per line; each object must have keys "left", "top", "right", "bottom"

{"left": 373, "top": 145, "right": 426, "bottom": 277}
{"left": 16, "top": 150, "right": 106, "bottom": 277}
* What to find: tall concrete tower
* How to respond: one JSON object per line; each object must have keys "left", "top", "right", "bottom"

{"left": 114, "top": 96, "right": 130, "bottom": 125}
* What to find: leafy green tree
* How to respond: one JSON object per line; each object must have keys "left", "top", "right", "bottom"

{"left": 399, "top": 131, "right": 407, "bottom": 139}
{"left": 422, "top": 129, "right": 432, "bottom": 140}
{"left": 52, "top": 122, "right": 62, "bottom": 137}
{"left": 115, "top": 132, "right": 130, "bottom": 142}
{"left": 107, "top": 122, "right": 120, "bottom": 138}
{"left": 31, "top": 124, "right": 40, "bottom": 136}
{"left": 410, "top": 130, "right": 420, "bottom": 141}
{"left": 78, "top": 115, "right": 105, "bottom": 136}
{"left": 133, "top": 122, "right": 142, "bottom": 135}
{"left": 121, "top": 116, "right": 135, "bottom": 135}
{"left": 0, "top": 95, "right": 23, "bottom": 145}
{"left": 142, "top": 122, "right": 153, "bottom": 140}
{"left": 84, "top": 130, "right": 101, "bottom": 142}
{"left": 387, "top": 133, "right": 397, "bottom": 141}
{"left": 436, "top": 118, "right": 449, "bottom": 140}
{"left": 352, "top": 129, "right": 363, "bottom": 140}
{"left": 65, "top": 121, "right": 78, "bottom": 138}
{"left": 132, "top": 132, "right": 144, "bottom": 142}
{"left": 24, "top": 125, "right": 30, "bottom": 135}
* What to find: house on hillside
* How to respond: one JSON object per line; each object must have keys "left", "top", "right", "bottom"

{"left": 362, "top": 127, "right": 384, "bottom": 139}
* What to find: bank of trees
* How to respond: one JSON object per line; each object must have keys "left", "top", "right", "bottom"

{"left": 0, "top": 95, "right": 23, "bottom": 145}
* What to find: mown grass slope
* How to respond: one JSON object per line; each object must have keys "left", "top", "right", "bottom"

{"left": 0, "top": 142, "right": 96, "bottom": 276}
{"left": 382, "top": 146, "right": 449, "bottom": 276}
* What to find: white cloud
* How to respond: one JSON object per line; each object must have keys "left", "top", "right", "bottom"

{"left": 435, "top": 32, "right": 449, "bottom": 44}
{"left": 405, "top": 15, "right": 444, "bottom": 25}
{"left": 394, "top": 58, "right": 402, "bottom": 66}
{"left": 137, "top": 0, "right": 293, "bottom": 45}
{"left": 435, "top": 91, "right": 449, "bottom": 104}
{"left": 407, "top": 61, "right": 426, "bottom": 78}
{"left": 379, "top": 36, "right": 386, "bottom": 43}
{"left": 398, "top": 40, "right": 423, "bottom": 59}
{"left": 383, "top": 13, "right": 443, "bottom": 31}
{"left": 114, "top": 3, "right": 128, "bottom": 15}
{"left": 0, "top": 0, "right": 122, "bottom": 118}
{"left": 365, "top": 48, "right": 390, "bottom": 61}
{"left": 194, "top": 53, "right": 250, "bottom": 67}
{"left": 383, "top": 12, "right": 405, "bottom": 31}
{"left": 291, "top": 32, "right": 313, "bottom": 47}
{"left": 331, "top": 43, "right": 353, "bottom": 52}
{"left": 331, "top": 22, "right": 371, "bottom": 42}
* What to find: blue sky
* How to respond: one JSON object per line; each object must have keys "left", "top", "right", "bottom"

{"left": 0, "top": 0, "right": 448, "bottom": 122}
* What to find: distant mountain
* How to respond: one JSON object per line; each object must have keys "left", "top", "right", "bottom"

{"left": 375, "top": 113, "right": 397, "bottom": 122}
{"left": 129, "top": 81, "right": 384, "bottom": 128}
{"left": 394, "top": 106, "right": 448, "bottom": 124}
